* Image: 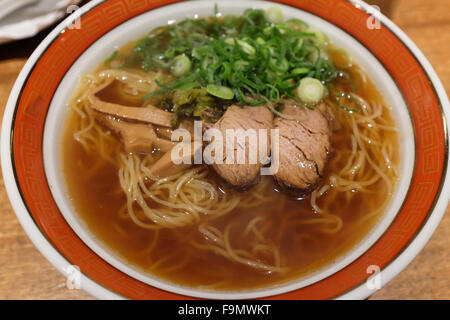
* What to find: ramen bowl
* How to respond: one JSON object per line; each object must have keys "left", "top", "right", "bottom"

{"left": 1, "top": 0, "right": 449, "bottom": 299}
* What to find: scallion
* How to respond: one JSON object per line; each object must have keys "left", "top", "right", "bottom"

{"left": 236, "top": 39, "right": 256, "bottom": 56}
{"left": 265, "top": 6, "right": 284, "bottom": 24}
{"left": 132, "top": 6, "right": 340, "bottom": 115}
{"left": 291, "top": 67, "right": 311, "bottom": 75}
{"left": 171, "top": 55, "right": 191, "bottom": 77}
{"left": 297, "top": 77, "right": 325, "bottom": 105}
{"left": 206, "top": 84, "right": 235, "bottom": 100}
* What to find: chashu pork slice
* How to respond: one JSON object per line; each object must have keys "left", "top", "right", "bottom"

{"left": 274, "top": 102, "right": 334, "bottom": 192}
{"left": 207, "top": 105, "right": 274, "bottom": 188}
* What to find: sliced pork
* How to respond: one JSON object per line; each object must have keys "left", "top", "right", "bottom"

{"left": 274, "top": 102, "right": 334, "bottom": 191}
{"left": 207, "top": 105, "right": 273, "bottom": 188}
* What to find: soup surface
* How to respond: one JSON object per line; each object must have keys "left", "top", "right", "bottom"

{"left": 62, "top": 8, "right": 399, "bottom": 292}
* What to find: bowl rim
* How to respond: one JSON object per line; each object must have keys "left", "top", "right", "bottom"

{"left": 1, "top": 0, "right": 449, "bottom": 300}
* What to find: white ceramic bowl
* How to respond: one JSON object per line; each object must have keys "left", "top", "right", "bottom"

{"left": 2, "top": 0, "right": 449, "bottom": 299}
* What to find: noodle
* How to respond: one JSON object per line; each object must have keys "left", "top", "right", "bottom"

{"left": 192, "top": 223, "right": 288, "bottom": 273}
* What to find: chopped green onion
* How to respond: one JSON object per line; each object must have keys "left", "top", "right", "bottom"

{"left": 273, "top": 24, "right": 291, "bottom": 34}
{"left": 307, "top": 46, "right": 321, "bottom": 63}
{"left": 171, "top": 55, "right": 191, "bottom": 77}
{"left": 265, "top": 6, "right": 284, "bottom": 24}
{"left": 234, "top": 60, "right": 249, "bottom": 70}
{"left": 236, "top": 40, "right": 256, "bottom": 56}
{"left": 134, "top": 6, "right": 340, "bottom": 116}
{"left": 104, "top": 50, "right": 118, "bottom": 66}
{"left": 224, "top": 38, "right": 235, "bottom": 45}
{"left": 334, "top": 92, "right": 362, "bottom": 113}
{"left": 297, "top": 77, "right": 325, "bottom": 105}
{"left": 256, "top": 37, "right": 266, "bottom": 45}
{"left": 153, "top": 54, "right": 172, "bottom": 68}
{"left": 214, "top": 3, "right": 219, "bottom": 17}
{"left": 292, "top": 67, "right": 311, "bottom": 75}
{"left": 178, "top": 81, "right": 200, "bottom": 91}
{"left": 263, "top": 26, "right": 273, "bottom": 35}
{"left": 206, "top": 84, "right": 235, "bottom": 100}
{"left": 270, "top": 58, "right": 289, "bottom": 72}
{"left": 104, "top": 50, "right": 126, "bottom": 68}
{"left": 285, "top": 18, "right": 309, "bottom": 31}
{"left": 306, "top": 28, "right": 329, "bottom": 49}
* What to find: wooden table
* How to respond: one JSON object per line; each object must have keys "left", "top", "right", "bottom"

{"left": 0, "top": 0, "right": 449, "bottom": 300}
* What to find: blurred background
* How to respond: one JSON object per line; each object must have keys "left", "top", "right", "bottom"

{"left": 0, "top": 0, "right": 448, "bottom": 300}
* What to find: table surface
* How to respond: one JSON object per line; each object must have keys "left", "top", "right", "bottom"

{"left": 0, "top": 0, "right": 449, "bottom": 300}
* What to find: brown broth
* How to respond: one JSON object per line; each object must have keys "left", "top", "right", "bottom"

{"left": 62, "top": 45, "right": 399, "bottom": 292}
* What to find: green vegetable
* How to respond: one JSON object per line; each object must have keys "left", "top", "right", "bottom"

{"left": 291, "top": 67, "right": 311, "bottom": 75}
{"left": 104, "top": 50, "right": 126, "bottom": 68}
{"left": 256, "top": 37, "right": 266, "bottom": 45}
{"left": 270, "top": 57, "right": 289, "bottom": 72}
{"left": 104, "top": 50, "right": 118, "bottom": 66}
{"left": 128, "top": 6, "right": 339, "bottom": 114}
{"left": 297, "top": 77, "right": 325, "bottom": 105}
{"left": 334, "top": 92, "right": 362, "bottom": 113}
{"left": 206, "top": 84, "right": 235, "bottom": 99}
{"left": 157, "top": 88, "right": 233, "bottom": 125}
{"left": 234, "top": 60, "right": 250, "bottom": 70}
{"left": 224, "top": 38, "right": 235, "bottom": 45}
{"left": 171, "top": 55, "right": 191, "bottom": 77}
{"left": 178, "top": 81, "right": 200, "bottom": 91}
{"left": 285, "top": 18, "right": 309, "bottom": 31}
{"left": 236, "top": 39, "right": 256, "bottom": 56}
{"left": 305, "top": 28, "right": 329, "bottom": 49}
{"left": 265, "top": 6, "right": 284, "bottom": 24}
